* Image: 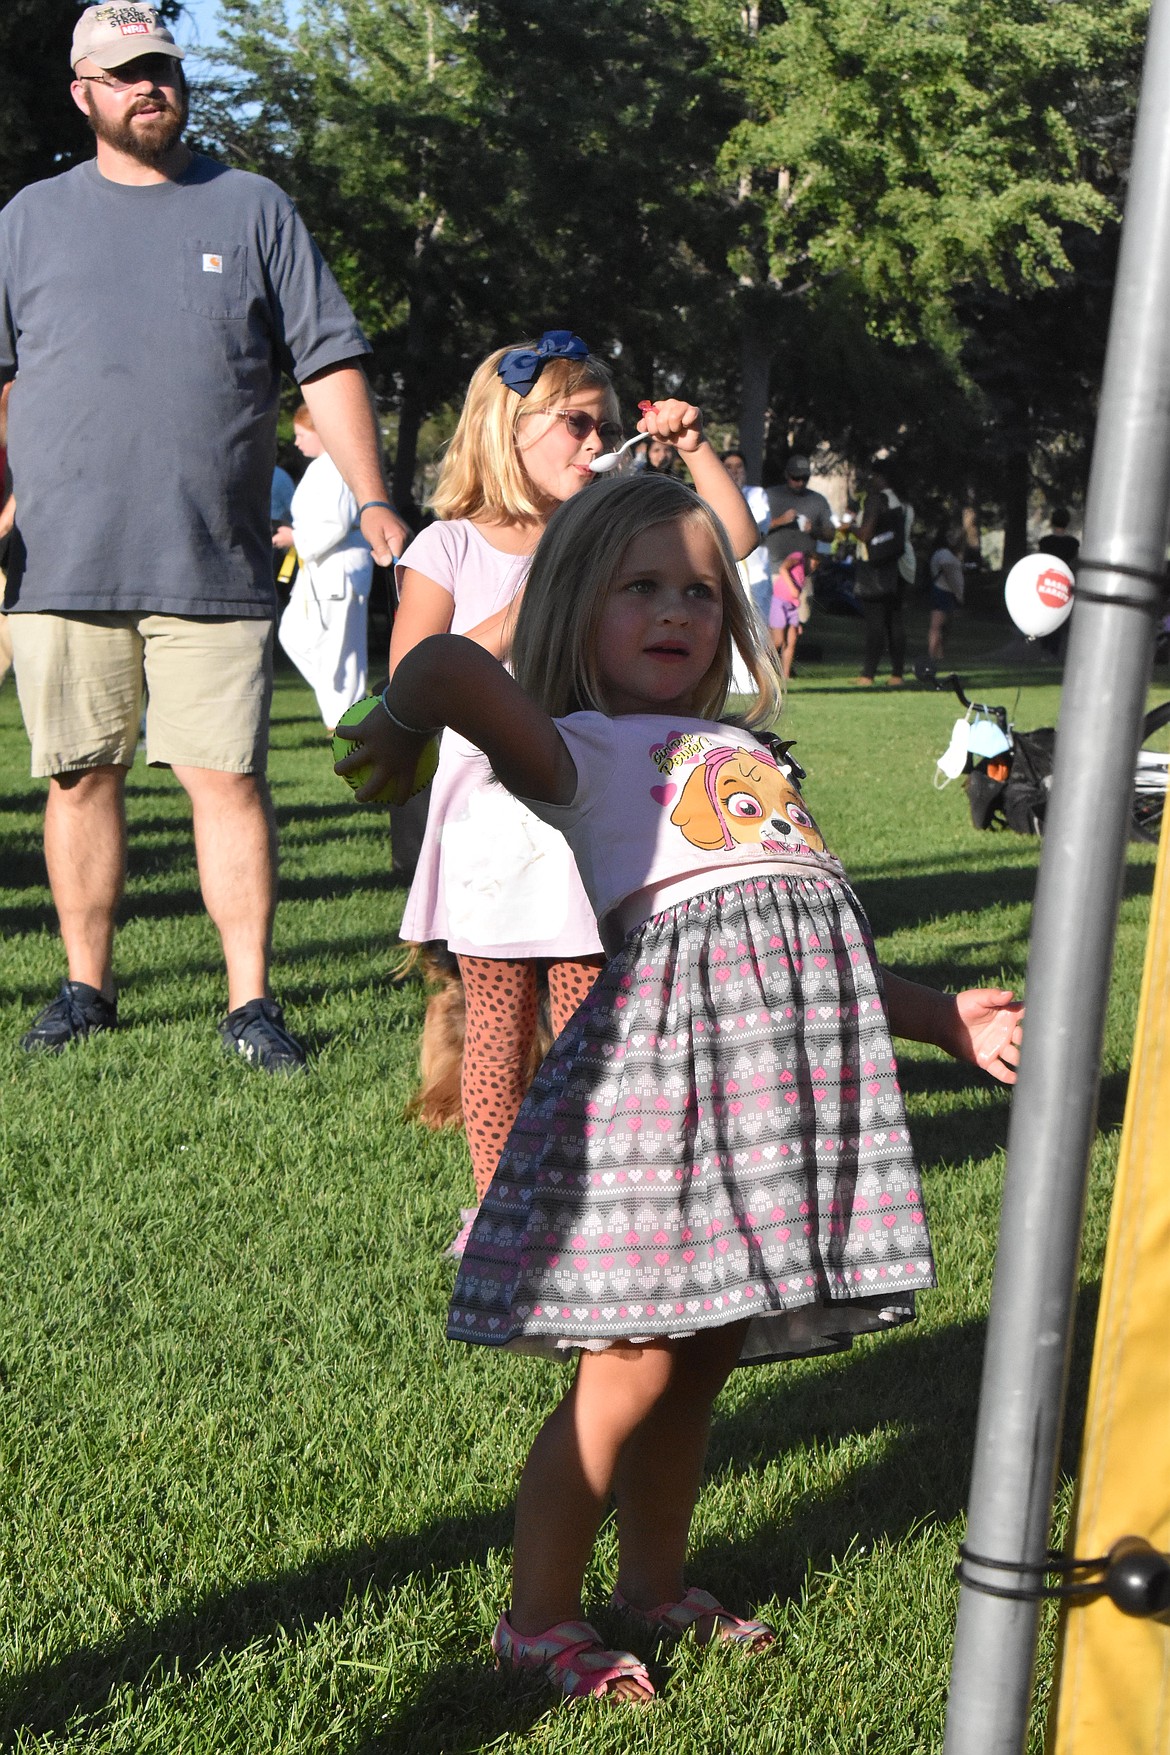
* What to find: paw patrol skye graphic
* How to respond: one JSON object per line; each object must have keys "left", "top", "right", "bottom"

{"left": 669, "top": 745, "right": 826, "bottom": 854}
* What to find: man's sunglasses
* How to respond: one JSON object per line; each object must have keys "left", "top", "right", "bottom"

{"left": 522, "top": 409, "right": 623, "bottom": 449}
{"left": 76, "top": 54, "right": 181, "bottom": 92}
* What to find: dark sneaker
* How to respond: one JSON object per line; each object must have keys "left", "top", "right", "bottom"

{"left": 20, "top": 980, "right": 118, "bottom": 1052}
{"left": 218, "top": 998, "right": 307, "bottom": 1073}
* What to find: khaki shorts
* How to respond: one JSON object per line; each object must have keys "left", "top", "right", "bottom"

{"left": 9, "top": 611, "right": 273, "bottom": 777}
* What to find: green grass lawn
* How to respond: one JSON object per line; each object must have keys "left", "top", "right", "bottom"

{"left": 0, "top": 600, "right": 1165, "bottom": 1753}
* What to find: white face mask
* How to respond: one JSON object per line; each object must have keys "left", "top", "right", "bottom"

{"left": 935, "top": 717, "right": 971, "bottom": 786}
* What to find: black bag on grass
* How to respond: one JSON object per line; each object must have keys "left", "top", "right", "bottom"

{"left": 1002, "top": 728, "right": 1055, "bottom": 835}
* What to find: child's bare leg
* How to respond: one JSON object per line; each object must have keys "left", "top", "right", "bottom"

{"left": 510, "top": 1340, "right": 680, "bottom": 1636}
{"left": 612, "top": 1322, "right": 747, "bottom": 1608}
{"left": 927, "top": 609, "right": 946, "bottom": 663}
{"left": 780, "top": 625, "right": 798, "bottom": 679}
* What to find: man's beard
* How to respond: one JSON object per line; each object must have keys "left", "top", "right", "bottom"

{"left": 84, "top": 83, "right": 188, "bottom": 167}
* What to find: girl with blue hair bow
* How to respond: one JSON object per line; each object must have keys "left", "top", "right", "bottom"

{"left": 390, "top": 333, "right": 757, "bottom": 1253}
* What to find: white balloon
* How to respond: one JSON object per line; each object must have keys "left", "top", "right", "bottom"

{"left": 1004, "top": 553, "right": 1075, "bottom": 638}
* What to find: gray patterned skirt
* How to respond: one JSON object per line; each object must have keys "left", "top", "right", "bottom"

{"left": 447, "top": 873, "right": 936, "bottom": 1366}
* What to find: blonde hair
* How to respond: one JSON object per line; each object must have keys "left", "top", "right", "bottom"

{"left": 430, "top": 344, "right": 619, "bottom": 523}
{"left": 510, "top": 475, "right": 785, "bottom": 730}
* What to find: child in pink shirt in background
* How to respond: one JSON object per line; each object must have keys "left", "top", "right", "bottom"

{"left": 770, "top": 546, "right": 817, "bottom": 678}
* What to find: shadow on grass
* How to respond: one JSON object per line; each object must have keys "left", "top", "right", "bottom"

{"left": 700, "top": 1281, "right": 1100, "bottom": 1600}
{"left": 0, "top": 1285, "right": 1102, "bottom": 1752}
{"left": 899, "top": 1066, "right": 1130, "bottom": 1166}
{"left": 0, "top": 1508, "right": 507, "bottom": 1746}
{"left": 0, "top": 868, "right": 408, "bottom": 944}
{"left": 348, "top": 1664, "right": 562, "bottom": 1755}
{"left": 861, "top": 863, "right": 1041, "bottom": 938}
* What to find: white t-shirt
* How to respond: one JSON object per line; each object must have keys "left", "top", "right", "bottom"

{"left": 930, "top": 546, "right": 965, "bottom": 602}
{"left": 897, "top": 497, "right": 916, "bottom": 585}
{"left": 739, "top": 485, "right": 771, "bottom": 589}
{"left": 523, "top": 713, "right": 847, "bottom": 952}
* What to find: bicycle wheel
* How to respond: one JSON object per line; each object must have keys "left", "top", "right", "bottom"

{"left": 1132, "top": 699, "right": 1170, "bottom": 843}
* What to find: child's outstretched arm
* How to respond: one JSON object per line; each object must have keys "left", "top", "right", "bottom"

{"left": 640, "top": 399, "right": 760, "bottom": 561}
{"left": 881, "top": 971, "right": 1024, "bottom": 1085}
{"left": 334, "top": 634, "right": 575, "bottom": 808}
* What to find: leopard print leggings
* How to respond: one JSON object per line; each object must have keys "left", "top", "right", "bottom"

{"left": 456, "top": 954, "right": 604, "bottom": 1200}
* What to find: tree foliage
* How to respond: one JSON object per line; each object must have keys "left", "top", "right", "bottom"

{"left": 196, "top": 1, "right": 1149, "bottom": 522}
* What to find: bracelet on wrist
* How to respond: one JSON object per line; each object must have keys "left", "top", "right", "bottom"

{"left": 379, "top": 686, "right": 440, "bottom": 738}
{"left": 358, "top": 499, "right": 397, "bottom": 517}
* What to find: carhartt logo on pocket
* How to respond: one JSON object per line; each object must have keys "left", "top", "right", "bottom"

{"left": 202, "top": 253, "right": 223, "bottom": 273}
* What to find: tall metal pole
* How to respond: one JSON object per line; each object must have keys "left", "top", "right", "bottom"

{"left": 943, "top": 1, "right": 1170, "bottom": 1746}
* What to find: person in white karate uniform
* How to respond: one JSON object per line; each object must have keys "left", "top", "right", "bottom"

{"left": 274, "top": 403, "right": 373, "bottom": 728}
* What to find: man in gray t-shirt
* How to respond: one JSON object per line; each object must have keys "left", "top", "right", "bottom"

{"left": 764, "top": 453, "right": 835, "bottom": 570}
{"left": 1, "top": 4, "right": 410, "bottom": 1069}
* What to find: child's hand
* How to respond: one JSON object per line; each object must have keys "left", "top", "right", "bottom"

{"left": 638, "top": 398, "right": 706, "bottom": 456}
{"left": 333, "top": 699, "right": 427, "bottom": 804}
{"left": 951, "top": 989, "right": 1024, "bottom": 1084}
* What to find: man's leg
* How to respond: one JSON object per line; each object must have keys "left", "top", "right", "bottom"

{"left": 9, "top": 610, "right": 143, "bottom": 1047}
{"left": 44, "top": 764, "right": 128, "bottom": 1001}
{"left": 143, "top": 614, "right": 303, "bottom": 1070}
{"left": 172, "top": 764, "right": 276, "bottom": 1012}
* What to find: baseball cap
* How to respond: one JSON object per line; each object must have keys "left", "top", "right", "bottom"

{"left": 71, "top": 5, "right": 186, "bottom": 71}
{"left": 786, "top": 454, "right": 811, "bottom": 479}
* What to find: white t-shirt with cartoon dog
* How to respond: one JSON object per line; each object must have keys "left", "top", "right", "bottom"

{"left": 521, "top": 713, "right": 847, "bottom": 951}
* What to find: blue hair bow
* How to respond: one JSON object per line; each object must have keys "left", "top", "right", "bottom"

{"left": 497, "top": 330, "right": 590, "bottom": 397}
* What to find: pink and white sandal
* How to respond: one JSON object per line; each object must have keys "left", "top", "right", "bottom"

{"left": 491, "top": 1611, "right": 655, "bottom": 1702}
{"left": 611, "top": 1585, "right": 775, "bottom": 1651}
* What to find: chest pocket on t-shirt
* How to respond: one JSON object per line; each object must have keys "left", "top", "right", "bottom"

{"left": 177, "top": 242, "right": 249, "bottom": 320}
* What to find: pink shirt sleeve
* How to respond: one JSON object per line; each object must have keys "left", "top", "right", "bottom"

{"left": 394, "top": 522, "right": 459, "bottom": 599}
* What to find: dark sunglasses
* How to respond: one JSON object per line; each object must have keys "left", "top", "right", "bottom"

{"left": 548, "top": 409, "right": 624, "bottom": 448}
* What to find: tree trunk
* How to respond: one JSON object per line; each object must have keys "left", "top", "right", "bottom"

{"left": 738, "top": 311, "right": 770, "bottom": 482}
{"left": 1002, "top": 446, "right": 1030, "bottom": 572}
{"left": 393, "top": 265, "right": 430, "bottom": 522}
{"left": 393, "top": 387, "right": 424, "bottom": 525}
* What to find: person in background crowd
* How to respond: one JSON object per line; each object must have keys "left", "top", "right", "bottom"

{"left": 274, "top": 403, "right": 374, "bottom": 729}
{"left": 270, "top": 463, "right": 295, "bottom": 530}
{"left": 765, "top": 453, "right": 835, "bottom": 576}
{"left": 637, "top": 435, "right": 679, "bottom": 478}
{"left": 0, "top": 382, "right": 12, "bottom": 691}
{"left": 0, "top": 4, "right": 409, "bottom": 1067}
{"left": 1038, "top": 506, "right": 1080, "bottom": 569}
{"left": 721, "top": 447, "right": 771, "bottom": 627}
{"left": 927, "top": 523, "right": 965, "bottom": 664}
{"left": 897, "top": 479, "right": 917, "bottom": 594}
{"left": 830, "top": 509, "right": 859, "bottom": 567}
{"left": 770, "top": 544, "right": 818, "bottom": 679}
{"left": 854, "top": 458, "right": 912, "bottom": 686}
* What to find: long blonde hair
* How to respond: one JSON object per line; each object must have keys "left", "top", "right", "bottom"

{"left": 510, "top": 475, "right": 784, "bottom": 730}
{"left": 430, "top": 344, "right": 619, "bottom": 523}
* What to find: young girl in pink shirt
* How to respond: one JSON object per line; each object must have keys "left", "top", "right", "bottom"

{"left": 339, "top": 474, "right": 1022, "bottom": 1703}
{"left": 390, "top": 334, "right": 756, "bottom": 1251}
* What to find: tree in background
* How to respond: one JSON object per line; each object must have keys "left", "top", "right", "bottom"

{"left": 205, "top": 0, "right": 737, "bottom": 518}
{"left": 181, "top": 0, "right": 1147, "bottom": 535}
{"left": 712, "top": 0, "right": 1144, "bottom": 540}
